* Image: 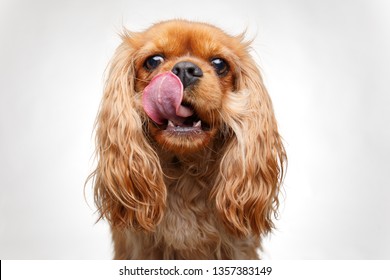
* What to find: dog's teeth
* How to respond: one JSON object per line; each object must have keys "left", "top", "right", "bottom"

{"left": 168, "top": 120, "right": 175, "bottom": 127}
{"left": 193, "top": 120, "right": 202, "bottom": 128}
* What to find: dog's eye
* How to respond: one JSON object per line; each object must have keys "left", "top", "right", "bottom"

{"left": 211, "top": 58, "right": 229, "bottom": 76}
{"left": 144, "top": 55, "right": 164, "bottom": 71}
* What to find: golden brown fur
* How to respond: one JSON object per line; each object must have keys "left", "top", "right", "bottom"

{"left": 88, "top": 19, "right": 286, "bottom": 259}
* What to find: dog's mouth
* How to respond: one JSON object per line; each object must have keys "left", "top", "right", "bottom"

{"left": 142, "top": 72, "right": 217, "bottom": 153}
{"left": 155, "top": 104, "right": 211, "bottom": 134}
{"left": 142, "top": 71, "right": 211, "bottom": 135}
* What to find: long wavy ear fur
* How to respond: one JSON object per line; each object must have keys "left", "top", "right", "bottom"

{"left": 213, "top": 45, "right": 287, "bottom": 237}
{"left": 89, "top": 33, "right": 166, "bottom": 231}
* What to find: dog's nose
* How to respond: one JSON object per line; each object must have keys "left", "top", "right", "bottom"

{"left": 172, "top": 61, "right": 203, "bottom": 89}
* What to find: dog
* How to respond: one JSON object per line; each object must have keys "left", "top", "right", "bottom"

{"left": 89, "top": 19, "right": 286, "bottom": 259}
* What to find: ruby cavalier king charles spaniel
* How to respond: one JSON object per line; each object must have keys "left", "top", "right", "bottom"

{"left": 89, "top": 19, "right": 286, "bottom": 259}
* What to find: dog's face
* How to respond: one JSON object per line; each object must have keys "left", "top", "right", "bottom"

{"left": 128, "top": 20, "right": 246, "bottom": 154}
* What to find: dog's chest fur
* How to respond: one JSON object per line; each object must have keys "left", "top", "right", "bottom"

{"left": 113, "top": 157, "right": 259, "bottom": 259}
{"left": 157, "top": 174, "right": 225, "bottom": 258}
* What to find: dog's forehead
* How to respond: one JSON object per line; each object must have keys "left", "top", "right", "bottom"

{"left": 142, "top": 21, "right": 238, "bottom": 58}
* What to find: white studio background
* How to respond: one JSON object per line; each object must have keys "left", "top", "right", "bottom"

{"left": 0, "top": 0, "right": 389, "bottom": 259}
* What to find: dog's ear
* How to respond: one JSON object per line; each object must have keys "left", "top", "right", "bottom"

{"left": 213, "top": 49, "right": 286, "bottom": 237}
{"left": 90, "top": 32, "right": 166, "bottom": 231}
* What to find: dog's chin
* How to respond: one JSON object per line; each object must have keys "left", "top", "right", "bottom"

{"left": 148, "top": 115, "right": 217, "bottom": 154}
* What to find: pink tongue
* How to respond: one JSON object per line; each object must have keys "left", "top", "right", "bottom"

{"left": 142, "top": 72, "right": 193, "bottom": 125}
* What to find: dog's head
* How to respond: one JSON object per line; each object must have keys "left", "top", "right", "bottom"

{"left": 132, "top": 20, "right": 245, "bottom": 154}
